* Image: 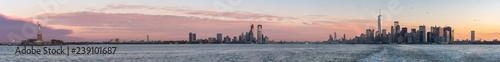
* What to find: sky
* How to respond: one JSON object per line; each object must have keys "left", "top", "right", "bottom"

{"left": 0, "top": 0, "right": 499, "bottom": 42}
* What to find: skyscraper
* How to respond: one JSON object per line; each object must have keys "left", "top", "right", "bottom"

{"left": 334, "top": 32, "right": 337, "bottom": 41}
{"left": 427, "top": 32, "right": 432, "bottom": 43}
{"left": 394, "top": 21, "right": 399, "bottom": 26}
{"left": 377, "top": 10, "right": 382, "bottom": 34}
{"left": 245, "top": 32, "right": 250, "bottom": 42}
{"left": 366, "top": 29, "right": 371, "bottom": 38}
{"left": 248, "top": 24, "right": 255, "bottom": 43}
{"left": 366, "top": 29, "right": 374, "bottom": 42}
{"left": 419, "top": 25, "right": 426, "bottom": 43}
{"left": 372, "top": 29, "right": 375, "bottom": 40}
{"left": 401, "top": 27, "right": 408, "bottom": 43}
{"left": 400, "top": 27, "right": 408, "bottom": 36}
{"left": 264, "top": 36, "right": 269, "bottom": 43}
{"left": 192, "top": 33, "right": 196, "bottom": 42}
{"left": 394, "top": 21, "right": 400, "bottom": 33}
{"left": 147, "top": 35, "right": 150, "bottom": 42}
{"left": 233, "top": 36, "right": 238, "bottom": 42}
{"left": 410, "top": 28, "right": 417, "bottom": 43}
{"left": 391, "top": 26, "right": 394, "bottom": 43}
{"left": 451, "top": 30, "right": 454, "bottom": 42}
{"left": 189, "top": 32, "right": 193, "bottom": 42}
{"left": 471, "top": 31, "right": 475, "bottom": 42}
{"left": 217, "top": 33, "right": 222, "bottom": 43}
{"left": 225, "top": 36, "right": 230, "bottom": 43}
{"left": 239, "top": 32, "right": 245, "bottom": 42}
{"left": 382, "top": 29, "right": 387, "bottom": 35}
{"left": 437, "top": 26, "right": 443, "bottom": 43}
{"left": 443, "top": 26, "right": 452, "bottom": 44}
{"left": 394, "top": 21, "right": 400, "bottom": 43}
{"left": 329, "top": 34, "right": 334, "bottom": 43}
{"left": 343, "top": 34, "right": 346, "bottom": 42}
{"left": 430, "top": 26, "right": 441, "bottom": 44}
{"left": 257, "top": 24, "right": 263, "bottom": 44}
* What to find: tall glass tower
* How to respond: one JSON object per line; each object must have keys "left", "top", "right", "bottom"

{"left": 257, "top": 24, "right": 263, "bottom": 44}
{"left": 377, "top": 10, "right": 382, "bottom": 35}
{"left": 471, "top": 31, "right": 475, "bottom": 42}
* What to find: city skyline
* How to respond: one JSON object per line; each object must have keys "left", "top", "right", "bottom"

{"left": 0, "top": 0, "right": 499, "bottom": 42}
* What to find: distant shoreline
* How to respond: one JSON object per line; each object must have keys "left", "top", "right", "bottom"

{"left": 2, "top": 43, "right": 500, "bottom": 46}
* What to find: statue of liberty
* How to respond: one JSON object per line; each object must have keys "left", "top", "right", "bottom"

{"left": 35, "top": 21, "right": 43, "bottom": 45}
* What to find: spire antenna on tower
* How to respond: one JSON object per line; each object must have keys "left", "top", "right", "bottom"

{"left": 379, "top": 9, "right": 381, "bottom": 15}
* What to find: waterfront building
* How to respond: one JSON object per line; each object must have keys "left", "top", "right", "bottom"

{"left": 189, "top": 32, "right": 193, "bottom": 42}
{"left": 329, "top": 34, "right": 334, "bottom": 43}
{"left": 443, "top": 26, "right": 453, "bottom": 44}
{"left": 343, "top": 34, "right": 346, "bottom": 42}
{"left": 233, "top": 36, "right": 238, "bottom": 43}
{"left": 257, "top": 24, "right": 263, "bottom": 44}
{"left": 217, "top": 33, "right": 222, "bottom": 43}
{"left": 239, "top": 32, "right": 245, "bottom": 42}
{"left": 189, "top": 32, "right": 196, "bottom": 42}
{"left": 410, "top": 28, "right": 417, "bottom": 43}
{"left": 394, "top": 21, "right": 400, "bottom": 43}
{"left": 248, "top": 24, "right": 255, "bottom": 43}
{"left": 224, "top": 36, "right": 231, "bottom": 43}
{"left": 264, "top": 36, "right": 269, "bottom": 43}
{"left": 193, "top": 33, "right": 196, "bottom": 42}
{"left": 419, "top": 25, "right": 426, "bottom": 43}
{"left": 471, "top": 31, "right": 475, "bottom": 42}
{"left": 401, "top": 27, "right": 408, "bottom": 43}
{"left": 334, "top": 32, "right": 337, "bottom": 41}
{"left": 391, "top": 26, "right": 395, "bottom": 43}
{"left": 366, "top": 29, "right": 374, "bottom": 43}
{"left": 427, "top": 32, "right": 433, "bottom": 43}
{"left": 430, "top": 26, "right": 442, "bottom": 44}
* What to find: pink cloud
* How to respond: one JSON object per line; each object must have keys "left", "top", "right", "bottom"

{"left": 0, "top": 13, "right": 81, "bottom": 43}
{"left": 35, "top": 12, "right": 379, "bottom": 41}
{"left": 36, "top": 11, "right": 488, "bottom": 41}
{"left": 87, "top": 4, "right": 290, "bottom": 21}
